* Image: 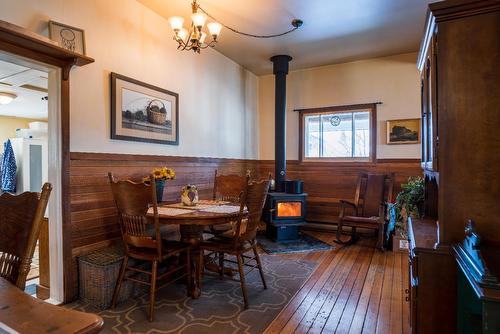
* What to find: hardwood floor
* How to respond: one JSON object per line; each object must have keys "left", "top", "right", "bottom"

{"left": 265, "top": 231, "right": 409, "bottom": 334}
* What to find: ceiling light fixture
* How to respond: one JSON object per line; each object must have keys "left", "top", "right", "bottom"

{"left": 0, "top": 92, "right": 17, "bottom": 105}
{"left": 168, "top": 0, "right": 303, "bottom": 54}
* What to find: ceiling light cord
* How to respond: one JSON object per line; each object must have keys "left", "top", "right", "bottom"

{"left": 196, "top": 4, "right": 303, "bottom": 39}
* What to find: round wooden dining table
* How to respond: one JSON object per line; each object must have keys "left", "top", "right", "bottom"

{"left": 147, "top": 201, "right": 245, "bottom": 298}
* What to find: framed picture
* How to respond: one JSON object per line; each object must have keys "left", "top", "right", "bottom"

{"left": 111, "top": 73, "right": 179, "bottom": 145}
{"left": 48, "top": 21, "right": 86, "bottom": 55}
{"left": 386, "top": 118, "right": 420, "bottom": 144}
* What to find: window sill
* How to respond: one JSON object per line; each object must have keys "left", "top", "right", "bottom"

{"left": 298, "top": 158, "right": 376, "bottom": 167}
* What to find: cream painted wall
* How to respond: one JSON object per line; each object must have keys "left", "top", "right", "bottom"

{"left": 258, "top": 52, "right": 421, "bottom": 160}
{"left": 0, "top": 116, "right": 39, "bottom": 144}
{"left": 0, "top": 0, "right": 259, "bottom": 159}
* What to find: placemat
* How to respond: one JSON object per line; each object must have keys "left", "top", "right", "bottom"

{"left": 200, "top": 205, "right": 241, "bottom": 214}
{"left": 147, "top": 207, "right": 193, "bottom": 216}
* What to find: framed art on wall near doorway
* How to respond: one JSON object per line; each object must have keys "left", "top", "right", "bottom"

{"left": 110, "top": 73, "right": 179, "bottom": 145}
{"left": 48, "top": 21, "right": 86, "bottom": 55}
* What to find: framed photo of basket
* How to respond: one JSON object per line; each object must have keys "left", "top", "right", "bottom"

{"left": 111, "top": 73, "right": 179, "bottom": 145}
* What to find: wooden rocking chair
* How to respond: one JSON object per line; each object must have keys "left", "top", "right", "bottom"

{"left": 334, "top": 173, "right": 394, "bottom": 250}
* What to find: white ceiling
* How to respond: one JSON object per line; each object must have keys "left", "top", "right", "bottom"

{"left": 0, "top": 59, "right": 48, "bottom": 119}
{"left": 138, "top": 0, "right": 434, "bottom": 75}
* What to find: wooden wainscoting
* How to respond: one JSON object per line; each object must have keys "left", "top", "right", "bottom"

{"left": 67, "top": 152, "right": 258, "bottom": 299}
{"left": 66, "top": 153, "right": 420, "bottom": 300}
{"left": 258, "top": 159, "right": 422, "bottom": 225}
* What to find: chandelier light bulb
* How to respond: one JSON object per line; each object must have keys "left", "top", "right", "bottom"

{"left": 199, "top": 32, "right": 207, "bottom": 44}
{"left": 0, "top": 92, "right": 17, "bottom": 105}
{"left": 191, "top": 12, "right": 206, "bottom": 28}
{"left": 207, "top": 22, "right": 222, "bottom": 37}
{"left": 177, "top": 28, "right": 188, "bottom": 42}
{"left": 168, "top": 16, "right": 184, "bottom": 31}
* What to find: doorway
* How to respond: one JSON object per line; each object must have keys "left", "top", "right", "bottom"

{"left": 0, "top": 51, "right": 64, "bottom": 303}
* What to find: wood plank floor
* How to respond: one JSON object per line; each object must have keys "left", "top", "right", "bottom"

{"left": 265, "top": 231, "right": 409, "bottom": 334}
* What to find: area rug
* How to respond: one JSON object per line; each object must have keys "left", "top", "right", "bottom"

{"left": 24, "top": 283, "right": 37, "bottom": 295}
{"left": 257, "top": 233, "right": 334, "bottom": 255}
{"left": 68, "top": 255, "right": 316, "bottom": 334}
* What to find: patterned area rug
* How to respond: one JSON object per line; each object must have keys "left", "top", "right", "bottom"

{"left": 68, "top": 255, "right": 316, "bottom": 334}
{"left": 257, "top": 233, "right": 334, "bottom": 255}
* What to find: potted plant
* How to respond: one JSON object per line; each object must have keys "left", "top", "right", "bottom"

{"left": 143, "top": 167, "right": 175, "bottom": 203}
{"left": 392, "top": 176, "right": 424, "bottom": 250}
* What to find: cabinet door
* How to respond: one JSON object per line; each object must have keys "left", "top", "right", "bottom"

{"left": 420, "top": 77, "right": 428, "bottom": 167}
{"left": 409, "top": 255, "right": 418, "bottom": 334}
{"left": 420, "top": 34, "right": 438, "bottom": 171}
{"left": 430, "top": 35, "right": 438, "bottom": 171}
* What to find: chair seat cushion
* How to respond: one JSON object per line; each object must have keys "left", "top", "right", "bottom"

{"left": 199, "top": 236, "right": 252, "bottom": 253}
{"left": 128, "top": 240, "right": 190, "bottom": 261}
{"left": 203, "top": 218, "right": 248, "bottom": 238}
{"left": 203, "top": 222, "right": 234, "bottom": 234}
{"left": 342, "top": 215, "right": 382, "bottom": 225}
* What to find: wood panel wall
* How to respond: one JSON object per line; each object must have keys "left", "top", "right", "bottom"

{"left": 67, "top": 152, "right": 420, "bottom": 299}
{"left": 258, "top": 159, "right": 422, "bottom": 224}
{"left": 68, "top": 152, "right": 258, "bottom": 299}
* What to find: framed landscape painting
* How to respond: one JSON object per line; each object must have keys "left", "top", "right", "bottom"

{"left": 111, "top": 73, "right": 178, "bottom": 145}
{"left": 386, "top": 118, "right": 420, "bottom": 144}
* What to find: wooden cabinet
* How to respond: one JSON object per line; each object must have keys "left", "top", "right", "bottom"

{"left": 408, "top": 218, "right": 457, "bottom": 334}
{"left": 418, "top": 0, "right": 500, "bottom": 245}
{"left": 411, "top": 1, "right": 500, "bottom": 333}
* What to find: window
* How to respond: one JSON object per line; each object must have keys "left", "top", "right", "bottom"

{"left": 299, "top": 103, "right": 377, "bottom": 162}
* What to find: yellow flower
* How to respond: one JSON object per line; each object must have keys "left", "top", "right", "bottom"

{"left": 164, "top": 168, "right": 175, "bottom": 180}
{"left": 152, "top": 168, "right": 164, "bottom": 179}
{"left": 148, "top": 167, "right": 175, "bottom": 181}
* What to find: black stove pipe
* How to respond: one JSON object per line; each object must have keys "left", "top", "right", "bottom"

{"left": 270, "top": 55, "right": 292, "bottom": 192}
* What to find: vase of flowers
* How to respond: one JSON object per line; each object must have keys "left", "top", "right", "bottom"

{"left": 143, "top": 167, "right": 175, "bottom": 203}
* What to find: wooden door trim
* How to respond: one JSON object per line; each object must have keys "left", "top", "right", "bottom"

{"left": 0, "top": 19, "right": 94, "bottom": 302}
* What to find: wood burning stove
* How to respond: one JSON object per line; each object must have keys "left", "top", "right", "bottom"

{"left": 263, "top": 55, "right": 310, "bottom": 241}
{"left": 263, "top": 192, "right": 307, "bottom": 241}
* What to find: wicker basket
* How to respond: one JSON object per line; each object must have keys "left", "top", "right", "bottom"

{"left": 146, "top": 99, "right": 167, "bottom": 125}
{"left": 78, "top": 247, "right": 140, "bottom": 310}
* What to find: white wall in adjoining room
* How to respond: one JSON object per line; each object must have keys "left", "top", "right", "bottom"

{"left": 0, "top": 0, "right": 259, "bottom": 159}
{"left": 258, "top": 52, "right": 421, "bottom": 160}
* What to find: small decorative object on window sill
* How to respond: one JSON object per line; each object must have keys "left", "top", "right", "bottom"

{"left": 181, "top": 185, "right": 199, "bottom": 206}
{"left": 168, "top": 0, "right": 303, "bottom": 54}
{"left": 143, "top": 167, "right": 176, "bottom": 203}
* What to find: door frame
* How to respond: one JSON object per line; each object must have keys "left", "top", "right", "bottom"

{"left": 0, "top": 20, "right": 94, "bottom": 302}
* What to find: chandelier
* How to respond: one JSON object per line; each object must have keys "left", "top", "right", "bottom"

{"left": 168, "top": 0, "right": 303, "bottom": 54}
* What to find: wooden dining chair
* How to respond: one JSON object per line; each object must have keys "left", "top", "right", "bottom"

{"left": 199, "top": 178, "right": 270, "bottom": 309}
{"left": 0, "top": 183, "right": 52, "bottom": 291}
{"left": 212, "top": 170, "right": 250, "bottom": 203}
{"left": 205, "top": 170, "right": 250, "bottom": 236}
{"left": 108, "top": 173, "right": 192, "bottom": 322}
{"left": 334, "top": 172, "right": 394, "bottom": 250}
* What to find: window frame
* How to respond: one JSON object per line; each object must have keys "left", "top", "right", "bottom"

{"left": 297, "top": 103, "right": 378, "bottom": 163}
